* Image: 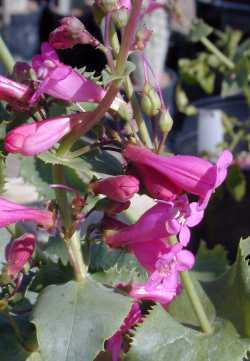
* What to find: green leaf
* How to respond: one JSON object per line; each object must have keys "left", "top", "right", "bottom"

{"left": 32, "top": 278, "right": 132, "bottom": 361}
{"left": 194, "top": 242, "right": 229, "bottom": 282}
{"left": 44, "top": 236, "right": 69, "bottom": 266}
{"left": 226, "top": 164, "right": 247, "bottom": 202}
{"left": 102, "top": 61, "right": 136, "bottom": 86}
{"left": 203, "top": 237, "right": 250, "bottom": 337}
{"left": 189, "top": 19, "right": 213, "bottom": 43}
{"left": 126, "top": 306, "right": 250, "bottom": 361}
{"left": 169, "top": 272, "right": 216, "bottom": 328}
{"left": 19, "top": 156, "right": 54, "bottom": 200}
{"left": 38, "top": 148, "right": 123, "bottom": 181}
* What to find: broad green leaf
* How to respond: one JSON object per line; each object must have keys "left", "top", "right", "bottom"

{"left": 19, "top": 156, "right": 54, "bottom": 200}
{"left": 32, "top": 278, "right": 132, "bottom": 361}
{"left": 126, "top": 306, "right": 250, "bottom": 361}
{"left": 169, "top": 272, "right": 216, "bottom": 327}
{"left": 194, "top": 242, "right": 229, "bottom": 282}
{"left": 38, "top": 148, "right": 123, "bottom": 180}
{"left": 203, "top": 237, "right": 250, "bottom": 337}
{"left": 226, "top": 164, "right": 246, "bottom": 202}
{"left": 44, "top": 236, "right": 69, "bottom": 266}
{"left": 189, "top": 19, "right": 213, "bottom": 43}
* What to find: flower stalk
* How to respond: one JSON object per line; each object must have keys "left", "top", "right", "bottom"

{"left": 0, "top": 35, "right": 15, "bottom": 74}
{"left": 200, "top": 36, "right": 235, "bottom": 70}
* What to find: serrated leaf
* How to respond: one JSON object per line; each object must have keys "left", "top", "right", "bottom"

{"left": 44, "top": 236, "right": 69, "bottom": 266}
{"left": 19, "top": 156, "right": 54, "bottom": 200}
{"left": 32, "top": 278, "right": 132, "bottom": 361}
{"left": 189, "top": 19, "right": 213, "bottom": 43}
{"left": 203, "top": 237, "right": 250, "bottom": 337}
{"left": 126, "top": 306, "right": 250, "bottom": 361}
{"left": 194, "top": 242, "right": 229, "bottom": 282}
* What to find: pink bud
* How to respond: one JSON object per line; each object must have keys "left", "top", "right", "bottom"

{"left": 4, "top": 113, "right": 85, "bottom": 156}
{"left": 0, "top": 75, "right": 32, "bottom": 110}
{"left": 5, "top": 233, "right": 35, "bottom": 279}
{"left": 49, "top": 17, "right": 100, "bottom": 49}
{"left": 0, "top": 197, "right": 54, "bottom": 229}
{"left": 90, "top": 175, "right": 140, "bottom": 202}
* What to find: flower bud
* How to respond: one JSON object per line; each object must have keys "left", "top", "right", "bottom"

{"left": 0, "top": 75, "right": 33, "bottom": 110}
{"left": 90, "top": 175, "right": 140, "bottom": 202}
{"left": 5, "top": 233, "right": 35, "bottom": 279}
{"left": 97, "top": 0, "right": 119, "bottom": 12}
{"left": 133, "top": 28, "right": 153, "bottom": 51}
{"left": 159, "top": 110, "right": 173, "bottom": 133}
{"left": 141, "top": 83, "right": 161, "bottom": 116}
{"left": 112, "top": 9, "right": 129, "bottom": 28}
{"left": 49, "top": 17, "right": 100, "bottom": 49}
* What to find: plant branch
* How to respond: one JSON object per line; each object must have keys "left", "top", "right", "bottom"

{"left": 0, "top": 35, "right": 15, "bottom": 74}
{"left": 201, "top": 36, "right": 235, "bottom": 70}
{"left": 180, "top": 272, "right": 214, "bottom": 335}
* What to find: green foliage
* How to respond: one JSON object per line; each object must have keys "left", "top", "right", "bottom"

{"left": 125, "top": 306, "right": 250, "bottom": 361}
{"left": 102, "top": 61, "right": 136, "bottom": 86}
{"left": 189, "top": 19, "right": 213, "bottom": 43}
{"left": 203, "top": 237, "right": 250, "bottom": 337}
{"left": 226, "top": 164, "right": 247, "bottom": 202}
{"left": 32, "top": 278, "right": 132, "bottom": 361}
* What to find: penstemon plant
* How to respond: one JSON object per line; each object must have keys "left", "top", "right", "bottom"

{"left": 0, "top": 2, "right": 250, "bottom": 361}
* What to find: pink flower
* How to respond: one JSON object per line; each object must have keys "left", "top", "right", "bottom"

{"left": 130, "top": 244, "right": 195, "bottom": 305}
{"left": 49, "top": 17, "right": 100, "bottom": 49}
{"left": 123, "top": 144, "right": 233, "bottom": 209}
{"left": 105, "top": 202, "right": 175, "bottom": 248}
{"left": 165, "top": 195, "right": 204, "bottom": 246}
{"left": 4, "top": 113, "right": 85, "bottom": 156}
{"left": 90, "top": 175, "right": 140, "bottom": 202}
{"left": 30, "top": 43, "right": 105, "bottom": 104}
{"left": 106, "top": 303, "right": 141, "bottom": 361}
{"left": 0, "top": 75, "right": 32, "bottom": 110}
{"left": 0, "top": 197, "right": 54, "bottom": 229}
{"left": 5, "top": 233, "right": 35, "bottom": 279}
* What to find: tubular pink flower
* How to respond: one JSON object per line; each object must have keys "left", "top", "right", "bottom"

{"left": 130, "top": 244, "right": 195, "bottom": 305}
{"left": 90, "top": 175, "right": 140, "bottom": 202}
{"left": 105, "top": 202, "right": 176, "bottom": 248}
{"left": 30, "top": 42, "right": 105, "bottom": 104}
{"left": 4, "top": 113, "right": 85, "bottom": 156}
{"left": 0, "top": 75, "right": 32, "bottom": 110}
{"left": 106, "top": 303, "right": 141, "bottom": 361}
{"left": 5, "top": 233, "right": 35, "bottom": 279}
{"left": 49, "top": 17, "right": 100, "bottom": 49}
{"left": 123, "top": 144, "right": 233, "bottom": 209}
{"left": 0, "top": 197, "right": 54, "bottom": 229}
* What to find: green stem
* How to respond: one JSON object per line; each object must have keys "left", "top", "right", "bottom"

{"left": 0, "top": 35, "right": 15, "bottom": 74}
{"left": 180, "top": 272, "right": 214, "bottom": 335}
{"left": 124, "top": 77, "right": 153, "bottom": 148}
{"left": 52, "top": 165, "right": 86, "bottom": 282}
{"left": 67, "top": 231, "right": 87, "bottom": 283}
{"left": 52, "top": 165, "right": 72, "bottom": 230}
{"left": 200, "top": 36, "right": 235, "bottom": 70}
{"left": 57, "top": 0, "right": 144, "bottom": 156}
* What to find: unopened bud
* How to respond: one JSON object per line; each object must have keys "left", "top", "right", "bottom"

{"left": 90, "top": 175, "right": 140, "bottom": 202}
{"left": 141, "top": 83, "right": 161, "bottom": 116}
{"left": 159, "top": 110, "right": 173, "bottom": 133}
{"left": 117, "top": 101, "right": 133, "bottom": 122}
{"left": 112, "top": 9, "right": 129, "bottom": 28}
